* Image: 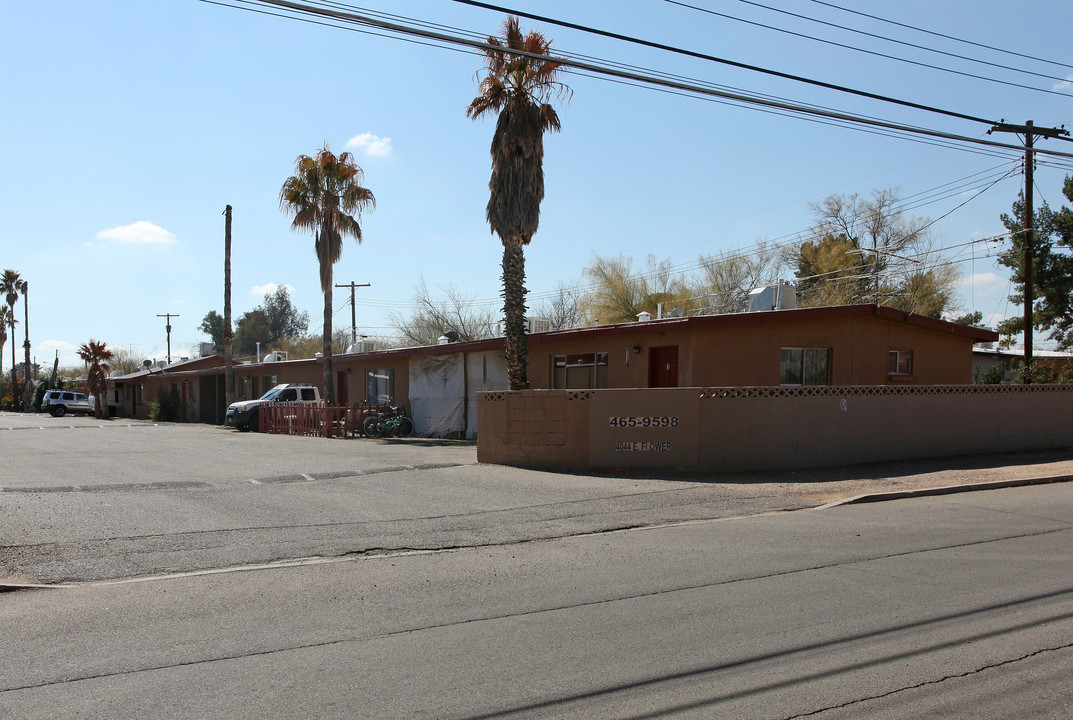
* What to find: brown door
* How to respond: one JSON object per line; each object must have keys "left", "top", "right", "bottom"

{"left": 337, "top": 370, "right": 349, "bottom": 407}
{"left": 648, "top": 346, "right": 679, "bottom": 387}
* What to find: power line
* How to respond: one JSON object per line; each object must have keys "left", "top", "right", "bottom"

{"left": 719, "top": 0, "right": 1073, "bottom": 88}
{"left": 808, "top": 0, "right": 1073, "bottom": 73}
{"left": 450, "top": 0, "right": 997, "bottom": 125}
{"left": 206, "top": 0, "right": 1073, "bottom": 163}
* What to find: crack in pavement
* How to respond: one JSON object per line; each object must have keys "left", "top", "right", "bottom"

{"left": 781, "top": 642, "right": 1073, "bottom": 719}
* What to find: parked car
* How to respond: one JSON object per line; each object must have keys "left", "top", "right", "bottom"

{"left": 225, "top": 383, "right": 321, "bottom": 432}
{"left": 41, "top": 390, "right": 94, "bottom": 417}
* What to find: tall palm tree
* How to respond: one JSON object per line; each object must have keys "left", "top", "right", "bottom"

{"left": 78, "top": 340, "right": 114, "bottom": 420}
{"left": 279, "top": 144, "right": 375, "bottom": 404}
{"left": 1, "top": 269, "right": 24, "bottom": 389}
{"left": 467, "top": 15, "right": 569, "bottom": 391}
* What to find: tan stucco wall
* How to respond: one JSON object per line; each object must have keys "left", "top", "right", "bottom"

{"left": 527, "top": 313, "right": 975, "bottom": 388}
{"left": 478, "top": 386, "right": 1073, "bottom": 473}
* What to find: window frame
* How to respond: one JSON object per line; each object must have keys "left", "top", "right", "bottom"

{"left": 552, "top": 352, "right": 610, "bottom": 389}
{"left": 780, "top": 347, "right": 831, "bottom": 386}
{"left": 888, "top": 350, "right": 913, "bottom": 377}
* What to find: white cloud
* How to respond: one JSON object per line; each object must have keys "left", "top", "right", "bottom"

{"left": 96, "top": 221, "right": 176, "bottom": 245}
{"left": 251, "top": 283, "right": 294, "bottom": 296}
{"left": 37, "top": 340, "right": 82, "bottom": 368}
{"left": 345, "top": 132, "right": 393, "bottom": 157}
{"left": 960, "top": 272, "right": 1006, "bottom": 293}
{"left": 1054, "top": 74, "right": 1072, "bottom": 92}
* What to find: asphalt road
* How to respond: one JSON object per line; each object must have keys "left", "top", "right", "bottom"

{"left": 2, "top": 413, "right": 1072, "bottom": 718}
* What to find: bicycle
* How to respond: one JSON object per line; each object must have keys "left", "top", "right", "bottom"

{"left": 362, "top": 405, "right": 414, "bottom": 438}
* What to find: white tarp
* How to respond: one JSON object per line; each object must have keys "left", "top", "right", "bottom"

{"left": 466, "top": 351, "right": 508, "bottom": 440}
{"left": 409, "top": 353, "right": 466, "bottom": 438}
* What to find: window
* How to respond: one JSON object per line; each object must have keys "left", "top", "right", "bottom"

{"left": 780, "top": 348, "right": 831, "bottom": 386}
{"left": 553, "top": 352, "right": 609, "bottom": 389}
{"left": 240, "top": 377, "right": 248, "bottom": 399}
{"left": 366, "top": 369, "right": 395, "bottom": 404}
{"left": 889, "top": 350, "right": 913, "bottom": 376}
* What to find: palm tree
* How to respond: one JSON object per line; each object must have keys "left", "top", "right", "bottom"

{"left": 1, "top": 269, "right": 24, "bottom": 389}
{"left": 467, "top": 15, "right": 569, "bottom": 390}
{"left": 78, "top": 340, "right": 114, "bottom": 420}
{"left": 279, "top": 144, "right": 375, "bottom": 404}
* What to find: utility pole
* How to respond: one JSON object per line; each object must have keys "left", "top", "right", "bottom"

{"left": 157, "top": 313, "right": 179, "bottom": 364}
{"left": 22, "top": 280, "right": 31, "bottom": 410}
{"left": 988, "top": 120, "right": 1069, "bottom": 380}
{"left": 334, "top": 281, "right": 370, "bottom": 346}
{"left": 223, "top": 205, "right": 235, "bottom": 408}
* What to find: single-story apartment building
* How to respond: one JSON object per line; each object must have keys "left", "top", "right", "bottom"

{"left": 109, "top": 303, "right": 998, "bottom": 438}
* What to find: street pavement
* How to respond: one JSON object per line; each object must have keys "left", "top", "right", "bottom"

{"left": 2, "top": 411, "right": 1072, "bottom": 718}
{"left": 3, "top": 410, "right": 1071, "bottom": 587}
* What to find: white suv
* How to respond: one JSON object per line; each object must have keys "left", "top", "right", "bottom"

{"left": 42, "top": 390, "right": 94, "bottom": 417}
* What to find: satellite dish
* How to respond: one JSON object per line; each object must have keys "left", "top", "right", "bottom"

{"left": 669, "top": 307, "right": 685, "bottom": 318}
{"left": 142, "top": 359, "right": 152, "bottom": 368}
{"left": 443, "top": 330, "right": 460, "bottom": 343}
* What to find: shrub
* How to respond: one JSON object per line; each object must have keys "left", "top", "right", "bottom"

{"left": 149, "top": 386, "right": 185, "bottom": 422}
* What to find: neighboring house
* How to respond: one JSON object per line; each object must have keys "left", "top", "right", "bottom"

{"left": 108, "top": 355, "right": 226, "bottom": 422}
{"left": 109, "top": 303, "right": 997, "bottom": 437}
{"left": 972, "top": 346, "right": 1073, "bottom": 383}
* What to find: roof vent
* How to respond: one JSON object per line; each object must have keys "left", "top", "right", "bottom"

{"left": 637, "top": 310, "right": 652, "bottom": 322}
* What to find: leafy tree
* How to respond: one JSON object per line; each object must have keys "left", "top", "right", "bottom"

{"left": 224, "top": 286, "right": 310, "bottom": 359}
{"left": 280, "top": 144, "right": 375, "bottom": 404}
{"left": 996, "top": 176, "right": 1073, "bottom": 349}
{"left": 77, "top": 339, "right": 114, "bottom": 420}
{"left": 387, "top": 278, "right": 498, "bottom": 347}
{"left": 262, "top": 285, "right": 310, "bottom": 341}
{"left": 199, "top": 310, "right": 225, "bottom": 354}
{"left": 794, "top": 233, "right": 870, "bottom": 307}
{"left": 467, "top": 15, "right": 569, "bottom": 390}
{"left": 582, "top": 254, "right": 690, "bottom": 324}
{"left": 790, "top": 190, "right": 958, "bottom": 315}
{"left": 953, "top": 310, "right": 985, "bottom": 327}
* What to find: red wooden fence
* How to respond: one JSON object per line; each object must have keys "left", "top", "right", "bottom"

{"left": 258, "top": 403, "right": 390, "bottom": 438}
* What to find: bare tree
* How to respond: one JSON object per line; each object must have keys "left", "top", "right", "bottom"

{"left": 387, "top": 279, "right": 498, "bottom": 347}
{"left": 693, "top": 241, "right": 783, "bottom": 314}
{"left": 531, "top": 279, "right": 587, "bottom": 330}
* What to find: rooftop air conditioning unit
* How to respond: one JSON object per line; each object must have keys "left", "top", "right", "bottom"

{"left": 747, "top": 282, "right": 797, "bottom": 312}
{"left": 495, "top": 317, "right": 553, "bottom": 336}
{"left": 527, "top": 317, "right": 552, "bottom": 334}
{"left": 345, "top": 340, "right": 377, "bottom": 354}
{"left": 262, "top": 350, "right": 288, "bottom": 363}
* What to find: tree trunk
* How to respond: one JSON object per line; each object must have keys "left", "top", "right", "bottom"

{"left": 502, "top": 238, "right": 529, "bottom": 391}
{"left": 323, "top": 280, "right": 335, "bottom": 405}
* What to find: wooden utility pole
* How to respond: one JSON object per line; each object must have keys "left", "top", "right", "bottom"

{"left": 223, "top": 205, "right": 235, "bottom": 408}
{"left": 157, "top": 313, "right": 179, "bottom": 364}
{"left": 335, "top": 281, "right": 370, "bottom": 346}
{"left": 988, "top": 120, "right": 1069, "bottom": 380}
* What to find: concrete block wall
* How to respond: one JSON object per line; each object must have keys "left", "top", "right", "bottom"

{"left": 477, "top": 385, "right": 1073, "bottom": 473}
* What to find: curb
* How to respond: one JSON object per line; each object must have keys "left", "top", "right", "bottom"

{"left": 818, "top": 474, "right": 1073, "bottom": 509}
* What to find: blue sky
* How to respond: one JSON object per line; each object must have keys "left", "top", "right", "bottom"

{"left": 3, "top": 0, "right": 1071, "bottom": 368}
